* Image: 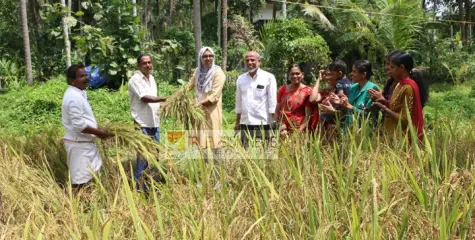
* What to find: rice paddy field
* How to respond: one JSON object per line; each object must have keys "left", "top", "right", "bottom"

{"left": 1, "top": 79, "right": 475, "bottom": 239}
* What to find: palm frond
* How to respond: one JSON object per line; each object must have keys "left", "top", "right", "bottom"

{"left": 303, "top": 5, "right": 336, "bottom": 31}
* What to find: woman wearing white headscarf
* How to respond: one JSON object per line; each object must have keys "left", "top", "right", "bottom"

{"left": 187, "top": 47, "right": 226, "bottom": 153}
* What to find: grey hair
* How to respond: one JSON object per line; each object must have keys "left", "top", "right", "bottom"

{"left": 246, "top": 51, "right": 261, "bottom": 60}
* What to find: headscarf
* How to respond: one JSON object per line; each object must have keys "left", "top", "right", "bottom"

{"left": 195, "top": 47, "right": 221, "bottom": 100}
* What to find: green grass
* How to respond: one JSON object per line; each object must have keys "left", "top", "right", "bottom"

{"left": 0, "top": 77, "right": 180, "bottom": 135}
{"left": 424, "top": 81, "right": 475, "bottom": 124}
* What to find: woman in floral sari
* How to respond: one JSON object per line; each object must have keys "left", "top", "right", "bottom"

{"left": 276, "top": 64, "right": 317, "bottom": 136}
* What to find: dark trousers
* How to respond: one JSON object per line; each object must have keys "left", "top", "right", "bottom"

{"left": 240, "top": 124, "right": 271, "bottom": 149}
{"left": 135, "top": 126, "right": 160, "bottom": 191}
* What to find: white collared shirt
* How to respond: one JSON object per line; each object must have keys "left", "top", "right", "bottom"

{"left": 61, "top": 86, "right": 98, "bottom": 141}
{"left": 235, "top": 69, "right": 277, "bottom": 125}
{"left": 128, "top": 71, "right": 160, "bottom": 127}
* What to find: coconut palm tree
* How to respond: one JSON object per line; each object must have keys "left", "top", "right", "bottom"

{"left": 167, "top": 0, "right": 175, "bottom": 26}
{"left": 193, "top": 0, "right": 202, "bottom": 55}
{"left": 19, "top": 0, "right": 33, "bottom": 86}
{"left": 60, "top": 0, "right": 71, "bottom": 67}
{"left": 132, "top": 0, "right": 137, "bottom": 17}
{"left": 222, "top": 0, "right": 228, "bottom": 70}
{"left": 304, "top": 0, "right": 425, "bottom": 59}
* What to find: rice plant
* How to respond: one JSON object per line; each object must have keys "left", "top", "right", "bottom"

{"left": 160, "top": 87, "right": 205, "bottom": 130}
{"left": 0, "top": 118, "right": 474, "bottom": 239}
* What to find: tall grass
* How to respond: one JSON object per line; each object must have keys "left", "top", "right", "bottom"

{"left": 1, "top": 118, "right": 475, "bottom": 239}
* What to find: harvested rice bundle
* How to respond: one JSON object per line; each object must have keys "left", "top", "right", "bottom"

{"left": 160, "top": 87, "right": 205, "bottom": 130}
{"left": 102, "top": 122, "right": 187, "bottom": 184}
{"left": 102, "top": 122, "right": 158, "bottom": 161}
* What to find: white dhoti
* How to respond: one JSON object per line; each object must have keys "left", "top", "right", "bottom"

{"left": 64, "top": 141, "right": 103, "bottom": 185}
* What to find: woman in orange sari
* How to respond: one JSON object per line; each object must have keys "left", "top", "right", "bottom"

{"left": 276, "top": 64, "right": 318, "bottom": 136}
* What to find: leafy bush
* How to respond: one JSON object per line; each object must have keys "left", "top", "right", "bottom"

{"left": 228, "top": 15, "right": 263, "bottom": 52}
{"left": 158, "top": 27, "right": 196, "bottom": 83}
{"left": 288, "top": 36, "right": 331, "bottom": 67}
{"left": 226, "top": 42, "right": 248, "bottom": 71}
{"left": 0, "top": 78, "right": 66, "bottom": 134}
{"left": 0, "top": 58, "right": 23, "bottom": 89}
{"left": 261, "top": 19, "right": 331, "bottom": 84}
{"left": 421, "top": 40, "right": 475, "bottom": 84}
{"left": 68, "top": 2, "right": 145, "bottom": 88}
{"left": 469, "top": 85, "right": 475, "bottom": 98}
{"left": 222, "top": 70, "right": 241, "bottom": 112}
{"left": 201, "top": 12, "right": 219, "bottom": 44}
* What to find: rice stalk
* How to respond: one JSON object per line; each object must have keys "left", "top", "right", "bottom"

{"left": 2, "top": 112, "right": 475, "bottom": 238}
{"left": 102, "top": 122, "right": 187, "bottom": 184}
{"left": 102, "top": 122, "right": 157, "bottom": 159}
{"left": 160, "top": 87, "right": 206, "bottom": 130}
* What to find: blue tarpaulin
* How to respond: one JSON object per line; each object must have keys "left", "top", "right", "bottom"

{"left": 85, "top": 65, "right": 108, "bottom": 88}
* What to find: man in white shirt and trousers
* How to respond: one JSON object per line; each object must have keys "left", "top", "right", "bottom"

{"left": 61, "top": 64, "right": 111, "bottom": 193}
{"left": 235, "top": 51, "right": 277, "bottom": 149}
{"left": 128, "top": 54, "right": 166, "bottom": 190}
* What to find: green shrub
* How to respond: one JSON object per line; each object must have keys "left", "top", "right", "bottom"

{"left": 226, "top": 42, "right": 248, "bottom": 70}
{"left": 0, "top": 58, "right": 23, "bottom": 89}
{"left": 422, "top": 40, "right": 475, "bottom": 84}
{"left": 261, "top": 19, "right": 331, "bottom": 84}
{"left": 288, "top": 36, "right": 331, "bottom": 68}
{"left": 469, "top": 85, "right": 475, "bottom": 98}
{"left": 157, "top": 27, "right": 196, "bottom": 84}
{"left": 222, "top": 70, "right": 241, "bottom": 112}
{"left": 0, "top": 77, "right": 178, "bottom": 135}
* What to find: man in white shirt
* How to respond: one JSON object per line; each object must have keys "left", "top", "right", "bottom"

{"left": 234, "top": 51, "right": 277, "bottom": 148}
{"left": 128, "top": 54, "right": 166, "bottom": 189}
{"left": 61, "top": 64, "right": 110, "bottom": 191}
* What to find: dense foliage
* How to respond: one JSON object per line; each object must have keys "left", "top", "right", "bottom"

{"left": 261, "top": 19, "right": 331, "bottom": 83}
{"left": 0, "top": 0, "right": 473, "bottom": 87}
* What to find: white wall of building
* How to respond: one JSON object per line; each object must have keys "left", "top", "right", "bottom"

{"left": 251, "top": 3, "right": 283, "bottom": 23}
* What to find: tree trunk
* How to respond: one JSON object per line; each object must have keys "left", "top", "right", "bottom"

{"left": 193, "top": 0, "right": 202, "bottom": 56}
{"left": 67, "top": 0, "right": 71, "bottom": 36}
{"left": 19, "top": 0, "right": 33, "bottom": 86}
{"left": 217, "top": 0, "right": 221, "bottom": 46}
{"left": 78, "top": 0, "right": 83, "bottom": 35}
{"left": 132, "top": 0, "right": 137, "bottom": 17}
{"left": 167, "top": 0, "right": 175, "bottom": 27}
{"left": 249, "top": 4, "right": 253, "bottom": 23}
{"left": 459, "top": 0, "right": 466, "bottom": 46}
{"left": 282, "top": 0, "right": 287, "bottom": 19}
{"left": 222, "top": 0, "right": 227, "bottom": 71}
{"left": 463, "top": 0, "right": 471, "bottom": 46}
{"left": 61, "top": 0, "right": 71, "bottom": 67}
{"left": 142, "top": 0, "right": 150, "bottom": 37}
{"left": 273, "top": 2, "right": 276, "bottom": 19}
{"left": 29, "top": 0, "right": 43, "bottom": 79}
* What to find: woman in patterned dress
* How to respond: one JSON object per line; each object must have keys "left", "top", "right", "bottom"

{"left": 372, "top": 51, "right": 428, "bottom": 141}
